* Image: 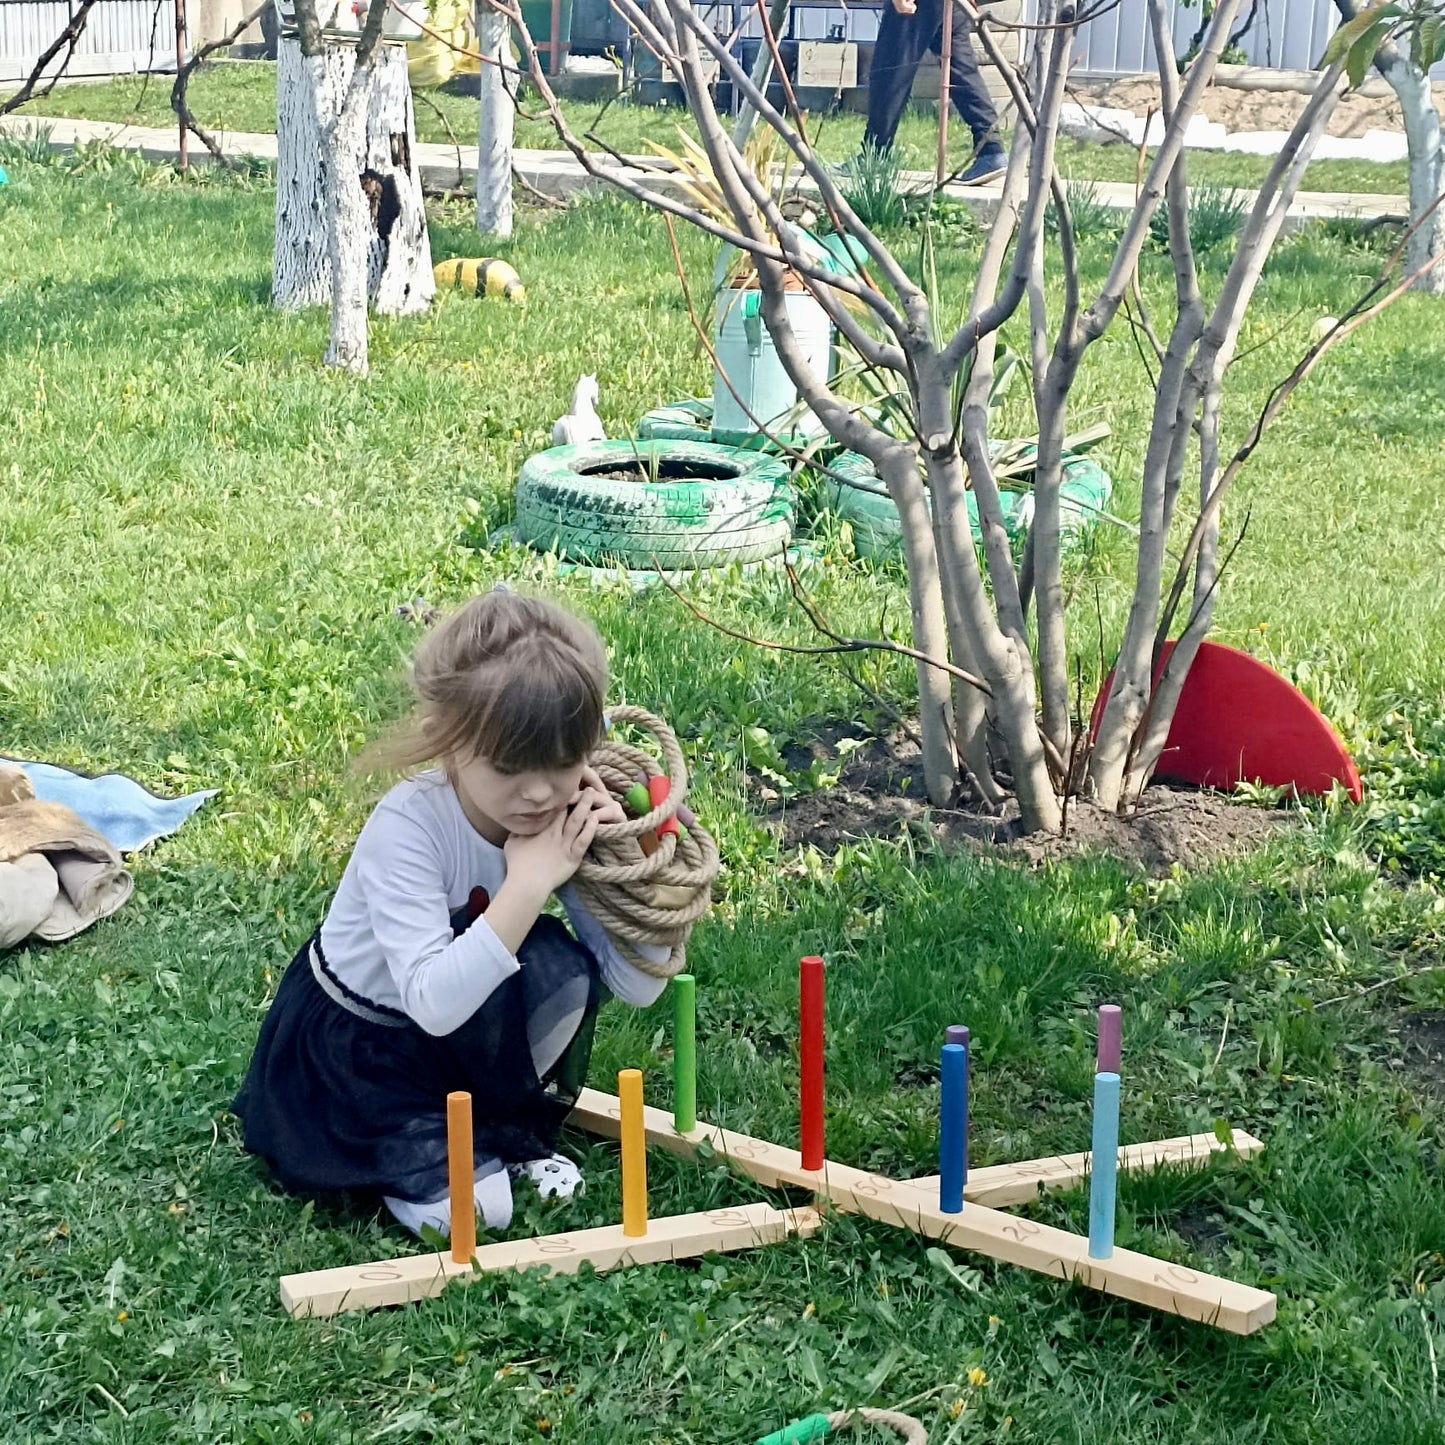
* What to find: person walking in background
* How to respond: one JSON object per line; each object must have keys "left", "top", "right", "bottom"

{"left": 864, "top": 0, "right": 1007, "bottom": 184}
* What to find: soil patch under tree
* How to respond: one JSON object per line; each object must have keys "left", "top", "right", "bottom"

{"left": 760, "top": 725, "right": 1288, "bottom": 875}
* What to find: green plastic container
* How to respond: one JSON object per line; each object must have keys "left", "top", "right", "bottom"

{"left": 516, "top": 0, "right": 573, "bottom": 75}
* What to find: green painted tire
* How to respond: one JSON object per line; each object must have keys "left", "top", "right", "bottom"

{"left": 824, "top": 450, "right": 1113, "bottom": 563}
{"left": 515, "top": 439, "right": 794, "bottom": 570}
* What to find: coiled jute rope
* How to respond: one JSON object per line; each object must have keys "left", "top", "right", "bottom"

{"left": 574, "top": 705, "right": 720, "bottom": 978}
{"left": 822, "top": 1409, "right": 928, "bottom": 1443}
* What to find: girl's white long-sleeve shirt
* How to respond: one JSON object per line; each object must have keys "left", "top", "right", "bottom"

{"left": 318, "top": 771, "right": 670, "bottom": 1036}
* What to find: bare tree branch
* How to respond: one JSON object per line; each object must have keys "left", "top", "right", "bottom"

{"left": 653, "top": 561, "right": 994, "bottom": 696}
{"left": 491, "top": 0, "right": 903, "bottom": 326}
{"left": 1, "top": 0, "right": 102, "bottom": 116}
{"left": 732, "top": 0, "right": 791, "bottom": 149}
{"left": 662, "top": 4, "right": 905, "bottom": 371}
{"left": 940, "top": 2, "right": 1076, "bottom": 375}
{"left": 1155, "top": 207, "right": 1445, "bottom": 653}
{"left": 661, "top": 0, "right": 924, "bottom": 328}
{"left": 173, "top": 1, "right": 269, "bottom": 166}
{"left": 659, "top": 213, "right": 897, "bottom": 494}
{"left": 1080, "top": 0, "right": 1243, "bottom": 345}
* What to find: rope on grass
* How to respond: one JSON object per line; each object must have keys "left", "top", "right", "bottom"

{"left": 574, "top": 705, "right": 719, "bottom": 979}
{"left": 824, "top": 1409, "right": 929, "bottom": 1443}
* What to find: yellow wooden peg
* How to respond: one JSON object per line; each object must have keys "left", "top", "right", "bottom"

{"left": 619, "top": 1069, "right": 648, "bottom": 1238}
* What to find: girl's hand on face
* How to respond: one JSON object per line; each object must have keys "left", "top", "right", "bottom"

{"left": 574, "top": 767, "right": 625, "bottom": 826}
{"left": 503, "top": 788, "right": 609, "bottom": 894}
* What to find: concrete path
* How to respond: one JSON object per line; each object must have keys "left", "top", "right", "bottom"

{"left": 1, "top": 112, "right": 1410, "bottom": 229}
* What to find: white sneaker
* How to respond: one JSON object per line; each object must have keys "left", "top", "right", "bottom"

{"left": 508, "top": 1154, "right": 583, "bottom": 1201}
{"left": 384, "top": 1158, "right": 514, "bottom": 1238}
{"left": 383, "top": 1191, "right": 452, "bottom": 1238}
{"left": 474, "top": 1163, "right": 515, "bottom": 1230}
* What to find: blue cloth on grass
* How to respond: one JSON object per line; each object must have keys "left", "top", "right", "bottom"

{"left": 2, "top": 758, "right": 217, "bottom": 854}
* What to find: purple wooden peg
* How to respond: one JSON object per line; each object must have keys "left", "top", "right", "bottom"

{"left": 1097, "top": 1005, "right": 1122, "bottom": 1074}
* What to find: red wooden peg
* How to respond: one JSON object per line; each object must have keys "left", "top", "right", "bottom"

{"left": 649, "top": 774, "right": 681, "bottom": 840}
{"left": 800, "top": 956, "right": 826, "bottom": 1171}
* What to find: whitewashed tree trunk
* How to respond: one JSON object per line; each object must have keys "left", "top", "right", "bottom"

{"left": 1380, "top": 52, "right": 1445, "bottom": 296}
{"left": 324, "top": 75, "right": 371, "bottom": 373}
{"left": 476, "top": 2, "right": 514, "bottom": 238}
{"left": 1331, "top": 0, "right": 1445, "bottom": 298}
{"left": 367, "top": 47, "right": 436, "bottom": 316}
{"left": 274, "top": 37, "right": 346, "bottom": 310}
{"left": 274, "top": 36, "right": 434, "bottom": 331}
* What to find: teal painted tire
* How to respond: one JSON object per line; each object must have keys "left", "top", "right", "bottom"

{"left": 515, "top": 439, "right": 794, "bottom": 570}
{"left": 636, "top": 399, "right": 715, "bottom": 445}
{"left": 637, "top": 397, "right": 841, "bottom": 456}
{"left": 825, "top": 451, "right": 1112, "bottom": 563}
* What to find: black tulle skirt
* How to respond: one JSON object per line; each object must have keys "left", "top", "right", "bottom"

{"left": 233, "top": 912, "right": 601, "bottom": 1204}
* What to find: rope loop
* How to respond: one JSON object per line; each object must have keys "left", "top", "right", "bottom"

{"left": 825, "top": 1408, "right": 929, "bottom": 1443}
{"left": 573, "top": 707, "right": 719, "bottom": 978}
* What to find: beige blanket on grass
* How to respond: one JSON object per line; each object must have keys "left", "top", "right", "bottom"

{"left": 0, "top": 764, "right": 133, "bottom": 948}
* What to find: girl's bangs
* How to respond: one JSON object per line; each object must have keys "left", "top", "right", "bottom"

{"left": 472, "top": 667, "right": 603, "bottom": 774}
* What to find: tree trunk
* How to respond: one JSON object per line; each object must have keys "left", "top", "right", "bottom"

{"left": 1097, "top": 60, "right": 1343, "bottom": 805}
{"left": 1380, "top": 51, "right": 1445, "bottom": 296}
{"left": 274, "top": 37, "right": 434, "bottom": 322}
{"left": 1028, "top": 355, "right": 1080, "bottom": 768}
{"left": 366, "top": 46, "right": 435, "bottom": 317}
{"left": 274, "top": 37, "right": 345, "bottom": 310}
{"left": 476, "top": 2, "right": 514, "bottom": 238}
{"left": 1331, "top": 0, "right": 1445, "bottom": 298}
{"left": 877, "top": 451, "right": 960, "bottom": 808}
{"left": 324, "top": 78, "right": 371, "bottom": 373}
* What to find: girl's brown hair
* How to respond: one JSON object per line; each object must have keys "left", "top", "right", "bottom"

{"left": 365, "top": 589, "right": 608, "bottom": 774}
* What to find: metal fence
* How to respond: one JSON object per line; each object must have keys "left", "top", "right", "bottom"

{"left": 1, "top": 0, "right": 166, "bottom": 85}
{"left": 3, "top": 0, "right": 1442, "bottom": 85}
{"left": 1070, "top": 0, "right": 1445, "bottom": 80}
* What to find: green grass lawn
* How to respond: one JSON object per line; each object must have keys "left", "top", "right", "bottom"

{"left": 0, "top": 148, "right": 1443, "bottom": 1442}
{"left": 7, "top": 59, "right": 1412, "bottom": 195}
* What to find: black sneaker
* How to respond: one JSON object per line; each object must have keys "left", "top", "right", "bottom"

{"left": 958, "top": 144, "right": 1007, "bottom": 186}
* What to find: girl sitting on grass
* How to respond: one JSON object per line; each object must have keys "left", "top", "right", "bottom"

{"left": 234, "top": 587, "right": 669, "bottom": 1236}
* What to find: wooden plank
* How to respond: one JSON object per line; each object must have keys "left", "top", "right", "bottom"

{"left": 903, "top": 1129, "right": 1267, "bottom": 1209}
{"left": 568, "top": 1091, "right": 1276, "bottom": 1335}
{"left": 280, "top": 1203, "right": 821, "bottom": 1320}
{"left": 571, "top": 1093, "right": 1264, "bottom": 1207}
{"left": 573, "top": 1086, "right": 827, "bottom": 1189}
{"left": 832, "top": 1174, "right": 1274, "bottom": 1334}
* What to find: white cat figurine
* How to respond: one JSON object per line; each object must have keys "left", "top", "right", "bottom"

{"left": 552, "top": 374, "right": 606, "bottom": 447}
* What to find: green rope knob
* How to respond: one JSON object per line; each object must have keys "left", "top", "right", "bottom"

{"left": 753, "top": 1415, "right": 833, "bottom": 1445}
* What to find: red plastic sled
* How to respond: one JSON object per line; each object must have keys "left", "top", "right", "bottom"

{"left": 1092, "top": 640, "right": 1363, "bottom": 803}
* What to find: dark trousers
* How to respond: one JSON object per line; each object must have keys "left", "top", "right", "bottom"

{"left": 865, "top": 0, "right": 1000, "bottom": 152}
